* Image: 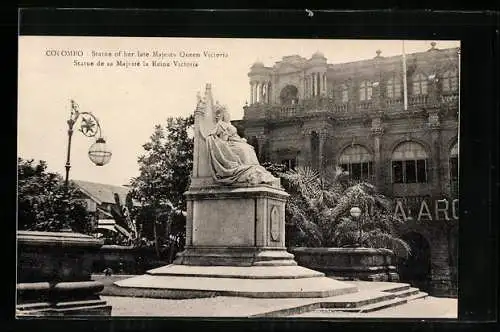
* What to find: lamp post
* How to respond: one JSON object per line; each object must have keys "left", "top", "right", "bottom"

{"left": 350, "top": 206, "right": 362, "bottom": 247}
{"left": 64, "top": 99, "right": 112, "bottom": 229}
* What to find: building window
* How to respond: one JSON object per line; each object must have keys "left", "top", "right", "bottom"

{"left": 412, "top": 73, "right": 428, "bottom": 95}
{"left": 392, "top": 141, "right": 428, "bottom": 183}
{"left": 449, "top": 141, "right": 459, "bottom": 196}
{"left": 340, "top": 84, "right": 349, "bottom": 103}
{"left": 281, "top": 158, "right": 296, "bottom": 170}
{"left": 339, "top": 144, "right": 373, "bottom": 182}
{"left": 387, "top": 77, "right": 402, "bottom": 99}
{"left": 359, "top": 80, "right": 373, "bottom": 101}
{"left": 442, "top": 70, "right": 458, "bottom": 93}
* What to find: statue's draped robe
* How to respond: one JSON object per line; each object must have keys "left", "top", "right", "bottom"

{"left": 206, "top": 121, "right": 275, "bottom": 185}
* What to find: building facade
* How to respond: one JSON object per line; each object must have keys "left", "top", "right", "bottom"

{"left": 236, "top": 42, "right": 459, "bottom": 296}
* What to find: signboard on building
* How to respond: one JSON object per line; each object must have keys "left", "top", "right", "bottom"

{"left": 394, "top": 197, "right": 459, "bottom": 222}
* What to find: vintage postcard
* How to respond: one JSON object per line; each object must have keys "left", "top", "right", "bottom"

{"left": 17, "top": 35, "right": 460, "bottom": 319}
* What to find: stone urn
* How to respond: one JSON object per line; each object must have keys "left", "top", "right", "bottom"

{"left": 291, "top": 247, "right": 400, "bottom": 282}
{"left": 16, "top": 230, "right": 111, "bottom": 316}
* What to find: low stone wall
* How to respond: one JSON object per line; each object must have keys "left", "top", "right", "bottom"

{"left": 92, "top": 245, "right": 170, "bottom": 274}
{"left": 290, "top": 247, "right": 399, "bottom": 282}
{"left": 17, "top": 231, "right": 112, "bottom": 316}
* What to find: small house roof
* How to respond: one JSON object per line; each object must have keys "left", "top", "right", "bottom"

{"left": 72, "top": 179, "right": 140, "bottom": 207}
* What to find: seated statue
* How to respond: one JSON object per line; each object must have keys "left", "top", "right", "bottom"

{"left": 205, "top": 104, "right": 276, "bottom": 185}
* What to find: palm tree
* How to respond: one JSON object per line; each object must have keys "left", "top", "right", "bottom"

{"left": 280, "top": 166, "right": 411, "bottom": 258}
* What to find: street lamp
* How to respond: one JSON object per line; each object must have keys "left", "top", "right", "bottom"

{"left": 350, "top": 206, "right": 362, "bottom": 247}
{"left": 65, "top": 99, "right": 112, "bottom": 189}
{"left": 63, "top": 99, "right": 112, "bottom": 230}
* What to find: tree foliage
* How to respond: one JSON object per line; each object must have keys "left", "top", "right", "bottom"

{"left": 130, "top": 115, "right": 194, "bottom": 211}
{"left": 129, "top": 115, "right": 194, "bottom": 258}
{"left": 17, "top": 157, "right": 93, "bottom": 233}
{"left": 278, "top": 165, "right": 411, "bottom": 258}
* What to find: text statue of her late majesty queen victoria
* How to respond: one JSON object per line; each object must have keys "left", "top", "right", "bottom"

{"left": 193, "top": 83, "right": 277, "bottom": 187}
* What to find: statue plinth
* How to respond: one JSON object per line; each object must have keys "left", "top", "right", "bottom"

{"left": 175, "top": 184, "right": 294, "bottom": 266}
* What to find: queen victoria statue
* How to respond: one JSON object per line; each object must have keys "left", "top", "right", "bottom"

{"left": 115, "top": 83, "right": 357, "bottom": 298}
{"left": 192, "top": 84, "right": 277, "bottom": 187}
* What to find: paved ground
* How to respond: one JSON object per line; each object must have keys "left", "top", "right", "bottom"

{"left": 96, "top": 274, "right": 457, "bottom": 318}
{"left": 101, "top": 295, "right": 457, "bottom": 318}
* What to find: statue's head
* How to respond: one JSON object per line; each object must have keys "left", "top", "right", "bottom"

{"left": 215, "top": 103, "right": 230, "bottom": 122}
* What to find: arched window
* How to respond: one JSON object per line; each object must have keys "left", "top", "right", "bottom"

{"left": 442, "top": 70, "right": 458, "bottom": 93}
{"left": 359, "top": 80, "right": 373, "bottom": 101}
{"left": 449, "top": 141, "right": 459, "bottom": 196}
{"left": 280, "top": 85, "right": 299, "bottom": 105}
{"left": 412, "top": 73, "right": 428, "bottom": 96}
{"left": 392, "top": 141, "right": 428, "bottom": 183}
{"left": 340, "top": 84, "right": 349, "bottom": 103}
{"left": 339, "top": 144, "right": 373, "bottom": 181}
{"left": 387, "top": 76, "right": 402, "bottom": 99}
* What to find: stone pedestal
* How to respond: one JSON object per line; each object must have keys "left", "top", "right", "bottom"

{"left": 291, "top": 247, "right": 400, "bottom": 282}
{"left": 116, "top": 184, "right": 358, "bottom": 298}
{"left": 16, "top": 231, "right": 112, "bottom": 317}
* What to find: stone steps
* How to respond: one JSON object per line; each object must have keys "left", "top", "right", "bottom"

{"left": 325, "top": 288, "right": 427, "bottom": 313}
{"left": 281, "top": 284, "right": 429, "bottom": 317}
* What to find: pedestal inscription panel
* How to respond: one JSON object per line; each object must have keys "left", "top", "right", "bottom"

{"left": 192, "top": 198, "right": 255, "bottom": 246}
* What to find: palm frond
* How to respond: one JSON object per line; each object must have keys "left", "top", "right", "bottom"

{"left": 363, "top": 230, "right": 411, "bottom": 258}
{"left": 282, "top": 167, "right": 321, "bottom": 199}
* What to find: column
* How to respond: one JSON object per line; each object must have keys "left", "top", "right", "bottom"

{"left": 317, "top": 72, "right": 321, "bottom": 96}
{"left": 307, "top": 75, "right": 312, "bottom": 98}
{"left": 250, "top": 82, "right": 254, "bottom": 104}
{"left": 318, "top": 129, "right": 328, "bottom": 171}
{"left": 312, "top": 73, "right": 317, "bottom": 97}
{"left": 251, "top": 82, "right": 255, "bottom": 104}
{"left": 306, "top": 76, "right": 310, "bottom": 98}
{"left": 257, "top": 134, "right": 267, "bottom": 161}
{"left": 298, "top": 129, "right": 312, "bottom": 167}
{"left": 256, "top": 82, "right": 259, "bottom": 103}
{"left": 428, "top": 109, "right": 442, "bottom": 197}
{"left": 262, "top": 83, "right": 266, "bottom": 104}
{"left": 323, "top": 73, "right": 327, "bottom": 95}
{"left": 430, "top": 237, "right": 453, "bottom": 296}
{"left": 267, "top": 82, "right": 272, "bottom": 103}
{"left": 371, "top": 115, "right": 384, "bottom": 188}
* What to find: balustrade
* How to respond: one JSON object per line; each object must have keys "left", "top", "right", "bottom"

{"left": 441, "top": 94, "right": 458, "bottom": 104}
{"left": 409, "top": 94, "right": 429, "bottom": 105}
{"left": 244, "top": 92, "right": 457, "bottom": 121}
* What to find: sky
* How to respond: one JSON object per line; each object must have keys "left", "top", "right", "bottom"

{"left": 18, "top": 37, "right": 460, "bottom": 186}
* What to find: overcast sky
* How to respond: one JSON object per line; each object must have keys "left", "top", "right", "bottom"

{"left": 18, "top": 37, "right": 460, "bottom": 186}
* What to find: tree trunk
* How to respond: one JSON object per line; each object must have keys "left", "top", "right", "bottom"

{"left": 153, "top": 217, "right": 160, "bottom": 258}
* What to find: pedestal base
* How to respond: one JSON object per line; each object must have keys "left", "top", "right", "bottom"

{"left": 115, "top": 264, "right": 358, "bottom": 298}
{"left": 174, "top": 246, "right": 297, "bottom": 266}
{"left": 116, "top": 185, "right": 358, "bottom": 299}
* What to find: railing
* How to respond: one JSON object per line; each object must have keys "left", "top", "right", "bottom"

{"left": 330, "top": 102, "right": 349, "bottom": 113}
{"left": 409, "top": 94, "right": 428, "bottom": 106}
{"left": 243, "top": 92, "right": 458, "bottom": 120}
{"left": 266, "top": 105, "right": 304, "bottom": 120}
{"left": 358, "top": 100, "right": 374, "bottom": 111}
{"left": 441, "top": 94, "right": 459, "bottom": 104}
{"left": 386, "top": 97, "right": 403, "bottom": 107}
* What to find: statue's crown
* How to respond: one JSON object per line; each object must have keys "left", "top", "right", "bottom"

{"left": 214, "top": 101, "right": 227, "bottom": 112}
